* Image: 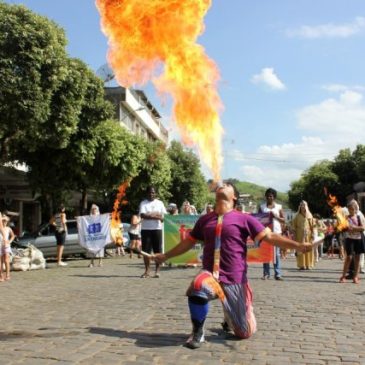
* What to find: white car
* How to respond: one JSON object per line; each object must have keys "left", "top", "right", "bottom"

{"left": 16, "top": 220, "right": 131, "bottom": 259}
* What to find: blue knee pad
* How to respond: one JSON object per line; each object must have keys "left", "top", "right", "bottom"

{"left": 188, "top": 297, "right": 209, "bottom": 323}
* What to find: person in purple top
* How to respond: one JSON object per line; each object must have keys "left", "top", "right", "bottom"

{"left": 154, "top": 182, "right": 313, "bottom": 349}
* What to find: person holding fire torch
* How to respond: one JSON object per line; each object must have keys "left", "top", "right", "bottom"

{"left": 340, "top": 200, "right": 365, "bottom": 284}
{"left": 154, "top": 182, "right": 313, "bottom": 349}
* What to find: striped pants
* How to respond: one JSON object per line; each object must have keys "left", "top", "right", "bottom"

{"left": 186, "top": 270, "right": 257, "bottom": 339}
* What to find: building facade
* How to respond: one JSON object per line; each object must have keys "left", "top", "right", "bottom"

{"left": 104, "top": 87, "right": 169, "bottom": 145}
{"left": 0, "top": 166, "right": 41, "bottom": 235}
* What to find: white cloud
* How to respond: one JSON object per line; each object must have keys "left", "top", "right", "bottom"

{"left": 321, "top": 84, "right": 365, "bottom": 94}
{"left": 286, "top": 16, "right": 365, "bottom": 39}
{"left": 241, "top": 165, "right": 303, "bottom": 192}
{"left": 251, "top": 67, "right": 286, "bottom": 91}
{"left": 297, "top": 91, "right": 365, "bottom": 139}
{"left": 229, "top": 90, "right": 365, "bottom": 191}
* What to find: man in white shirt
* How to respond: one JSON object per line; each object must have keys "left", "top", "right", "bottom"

{"left": 139, "top": 186, "right": 167, "bottom": 278}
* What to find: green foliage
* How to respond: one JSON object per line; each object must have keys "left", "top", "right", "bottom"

{"left": 288, "top": 145, "right": 365, "bottom": 216}
{"left": 127, "top": 141, "right": 172, "bottom": 211}
{"left": 0, "top": 2, "right": 68, "bottom": 161}
{"left": 167, "top": 141, "right": 210, "bottom": 211}
{"left": 288, "top": 160, "right": 339, "bottom": 216}
{"left": 88, "top": 120, "right": 146, "bottom": 193}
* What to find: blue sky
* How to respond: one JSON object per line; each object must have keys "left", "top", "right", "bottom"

{"left": 5, "top": 0, "right": 365, "bottom": 191}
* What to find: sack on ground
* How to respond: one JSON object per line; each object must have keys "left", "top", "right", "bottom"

{"left": 11, "top": 244, "right": 46, "bottom": 271}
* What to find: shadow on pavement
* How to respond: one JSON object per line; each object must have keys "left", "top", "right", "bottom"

{"left": 69, "top": 274, "right": 130, "bottom": 278}
{"left": 87, "top": 327, "right": 233, "bottom": 348}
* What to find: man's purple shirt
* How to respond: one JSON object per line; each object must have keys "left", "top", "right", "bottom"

{"left": 190, "top": 210, "right": 265, "bottom": 284}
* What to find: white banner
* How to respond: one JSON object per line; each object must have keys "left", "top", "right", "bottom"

{"left": 77, "top": 213, "right": 112, "bottom": 254}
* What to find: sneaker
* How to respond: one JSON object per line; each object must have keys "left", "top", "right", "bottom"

{"left": 275, "top": 276, "right": 284, "bottom": 281}
{"left": 88, "top": 263, "right": 94, "bottom": 268}
{"left": 184, "top": 329, "right": 205, "bottom": 349}
{"left": 57, "top": 261, "right": 68, "bottom": 267}
{"left": 261, "top": 275, "right": 270, "bottom": 280}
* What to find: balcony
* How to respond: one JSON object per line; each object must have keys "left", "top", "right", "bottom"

{"left": 104, "top": 87, "right": 168, "bottom": 145}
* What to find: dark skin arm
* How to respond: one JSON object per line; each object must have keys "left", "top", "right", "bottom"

{"left": 140, "top": 213, "right": 164, "bottom": 221}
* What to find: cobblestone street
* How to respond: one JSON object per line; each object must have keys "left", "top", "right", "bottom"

{"left": 0, "top": 255, "right": 364, "bottom": 365}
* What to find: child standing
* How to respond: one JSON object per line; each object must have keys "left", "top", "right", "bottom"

{"left": 0, "top": 215, "right": 15, "bottom": 281}
{"left": 129, "top": 214, "right": 141, "bottom": 258}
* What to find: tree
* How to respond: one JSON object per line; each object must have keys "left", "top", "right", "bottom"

{"left": 0, "top": 2, "right": 68, "bottom": 161}
{"left": 86, "top": 120, "right": 147, "bottom": 197}
{"left": 288, "top": 160, "right": 339, "bottom": 216}
{"left": 24, "top": 65, "right": 115, "bottom": 214}
{"left": 331, "top": 148, "right": 358, "bottom": 202}
{"left": 167, "top": 141, "right": 210, "bottom": 211}
{"left": 127, "top": 141, "right": 172, "bottom": 212}
{"left": 353, "top": 145, "right": 365, "bottom": 182}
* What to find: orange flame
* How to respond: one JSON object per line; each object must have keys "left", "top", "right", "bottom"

{"left": 327, "top": 193, "right": 349, "bottom": 232}
{"left": 111, "top": 181, "right": 129, "bottom": 245}
{"left": 96, "top": 0, "right": 223, "bottom": 181}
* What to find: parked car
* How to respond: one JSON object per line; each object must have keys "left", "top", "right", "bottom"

{"left": 16, "top": 220, "right": 130, "bottom": 259}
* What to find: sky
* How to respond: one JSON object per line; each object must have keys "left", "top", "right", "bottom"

{"left": 5, "top": 0, "right": 365, "bottom": 192}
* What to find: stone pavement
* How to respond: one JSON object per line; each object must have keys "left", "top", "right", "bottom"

{"left": 0, "top": 254, "right": 364, "bottom": 365}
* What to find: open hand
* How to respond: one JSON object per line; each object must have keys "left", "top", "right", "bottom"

{"left": 154, "top": 253, "right": 167, "bottom": 264}
{"left": 298, "top": 242, "right": 313, "bottom": 253}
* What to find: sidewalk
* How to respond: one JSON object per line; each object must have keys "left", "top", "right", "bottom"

{"left": 0, "top": 255, "right": 364, "bottom": 365}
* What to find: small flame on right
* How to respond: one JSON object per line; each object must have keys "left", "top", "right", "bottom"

{"left": 326, "top": 192, "right": 349, "bottom": 232}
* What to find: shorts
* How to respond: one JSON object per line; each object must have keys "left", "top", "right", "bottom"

{"left": 141, "top": 230, "right": 162, "bottom": 254}
{"left": 55, "top": 231, "right": 66, "bottom": 246}
{"left": 128, "top": 232, "right": 140, "bottom": 241}
{"left": 344, "top": 238, "right": 365, "bottom": 256}
{"left": 0, "top": 245, "right": 12, "bottom": 256}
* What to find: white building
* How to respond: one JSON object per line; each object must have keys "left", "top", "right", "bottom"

{"left": 104, "top": 87, "right": 168, "bottom": 145}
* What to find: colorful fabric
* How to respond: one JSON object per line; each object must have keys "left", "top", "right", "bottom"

{"left": 186, "top": 270, "right": 257, "bottom": 339}
{"left": 212, "top": 215, "right": 223, "bottom": 280}
{"left": 189, "top": 211, "right": 266, "bottom": 284}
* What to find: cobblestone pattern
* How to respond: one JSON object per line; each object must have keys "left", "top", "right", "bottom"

{"left": 0, "top": 255, "right": 364, "bottom": 364}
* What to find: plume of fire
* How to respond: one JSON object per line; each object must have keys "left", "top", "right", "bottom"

{"left": 96, "top": 0, "right": 224, "bottom": 181}
{"left": 326, "top": 192, "right": 349, "bottom": 232}
{"left": 111, "top": 181, "right": 129, "bottom": 246}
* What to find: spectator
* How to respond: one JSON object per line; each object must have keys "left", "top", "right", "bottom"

{"left": 50, "top": 204, "right": 68, "bottom": 267}
{"left": 206, "top": 204, "right": 214, "bottom": 214}
{"left": 313, "top": 214, "right": 326, "bottom": 262}
{"left": 0, "top": 215, "right": 15, "bottom": 281}
{"left": 88, "top": 204, "right": 104, "bottom": 268}
{"left": 291, "top": 201, "right": 314, "bottom": 270}
{"left": 167, "top": 203, "right": 179, "bottom": 215}
{"left": 340, "top": 200, "right": 365, "bottom": 284}
{"left": 258, "top": 188, "right": 285, "bottom": 280}
{"left": 129, "top": 214, "right": 141, "bottom": 258}
{"left": 139, "top": 186, "right": 167, "bottom": 278}
{"left": 181, "top": 201, "right": 197, "bottom": 215}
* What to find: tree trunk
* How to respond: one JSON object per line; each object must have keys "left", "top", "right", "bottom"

{"left": 81, "top": 189, "right": 88, "bottom": 215}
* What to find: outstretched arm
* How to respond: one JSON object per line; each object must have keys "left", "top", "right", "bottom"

{"left": 154, "top": 237, "right": 196, "bottom": 264}
{"left": 263, "top": 231, "right": 312, "bottom": 253}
